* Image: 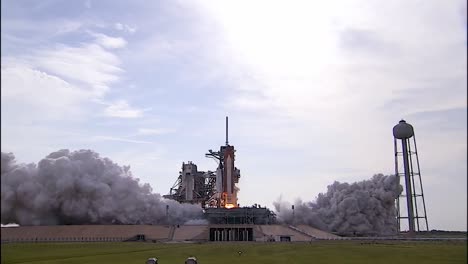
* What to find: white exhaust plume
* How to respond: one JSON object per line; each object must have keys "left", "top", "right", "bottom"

{"left": 1, "top": 150, "right": 203, "bottom": 225}
{"left": 274, "top": 174, "right": 403, "bottom": 236}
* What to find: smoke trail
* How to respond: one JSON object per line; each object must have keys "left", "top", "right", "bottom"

{"left": 274, "top": 174, "right": 403, "bottom": 236}
{"left": 1, "top": 149, "right": 203, "bottom": 225}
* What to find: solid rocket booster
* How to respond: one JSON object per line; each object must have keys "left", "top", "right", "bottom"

{"left": 222, "top": 145, "right": 237, "bottom": 207}
{"left": 222, "top": 116, "right": 238, "bottom": 207}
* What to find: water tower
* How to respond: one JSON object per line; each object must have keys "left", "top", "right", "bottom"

{"left": 393, "top": 120, "right": 429, "bottom": 233}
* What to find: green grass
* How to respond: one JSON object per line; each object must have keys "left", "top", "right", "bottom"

{"left": 1, "top": 241, "right": 466, "bottom": 264}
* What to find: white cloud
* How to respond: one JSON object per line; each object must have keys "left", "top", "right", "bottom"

{"left": 1, "top": 64, "right": 95, "bottom": 162}
{"left": 114, "top": 23, "right": 137, "bottom": 33}
{"left": 137, "top": 128, "right": 175, "bottom": 136}
{"left": 90, "top": 32, "right": 127, "bottom": 49}
{"left": 28, "top": 43, "right": 123, "bottom": 97}
{"left": 92, "top": 136, "right": 153, "bottom": 144}
{"left": 228, "top": 94, "right": 276, "bottom": 112}
{"left": 196, "top": 0, "right": 466, "bottom": 131}
{"left": 114, "top": 23, "right": 124, "bottom": 30}
{"left": 103, "top": 100, "right": 144, "bottom": 118}
{"left": 1, "top": 64, "right": 90, "bottom": 122}
{"left": 55, "top": 21, "right": 83, "bottom": 35}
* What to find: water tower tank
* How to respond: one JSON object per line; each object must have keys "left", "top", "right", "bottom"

{"left": 393, "top": 120, "right": 414, "bottom": 139}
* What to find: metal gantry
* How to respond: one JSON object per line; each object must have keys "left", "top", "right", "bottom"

{"left": 163, "top": 116, "right": 240, "bottom": 209}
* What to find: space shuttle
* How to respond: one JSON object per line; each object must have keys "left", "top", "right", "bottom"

{"left": 207, "top": 116, "right": 240, "bottom": 208}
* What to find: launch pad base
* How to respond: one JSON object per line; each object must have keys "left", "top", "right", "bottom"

{"left": 204, "top": 207, "right": 276, "bottom": 225}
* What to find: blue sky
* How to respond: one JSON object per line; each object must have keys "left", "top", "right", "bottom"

{"left": 1, "top": 0, "right": 466, "bottom": 231}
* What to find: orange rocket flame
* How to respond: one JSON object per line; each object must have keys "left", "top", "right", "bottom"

{"left": 225, "top": 203, "right": 236, "bottom": 209}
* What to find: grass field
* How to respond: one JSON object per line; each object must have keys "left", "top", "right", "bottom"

{"left": 1, "top": 241, "right": 466, "bottom": 264}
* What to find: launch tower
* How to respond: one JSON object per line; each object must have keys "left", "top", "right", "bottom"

{"left": 163, "top": 117, "right": 240, "bottom": 209}
{"left": 164, "top": 116, "right": 276, "bottom": 225}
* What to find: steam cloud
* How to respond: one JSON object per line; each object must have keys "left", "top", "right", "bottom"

{"left": 274, "top": 174, "right": 402, "bottom": 236}
{"left": 1, "top": 149, "right": 203, "bottom": 226}
{"left": 2, "top": 149, "right": 402, "bottom": 235}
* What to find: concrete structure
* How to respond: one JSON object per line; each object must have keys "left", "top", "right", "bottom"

{"left": 294, "top": 225, "right": 342, "bottom": 240}
{"left": 257, "top": 225, "right": 312, "bottom": 242}
{"left": 172, "top": 225, "right": 209, "bottom": 242}
{"left": 1, "top": 224, "right": 341, "bottom": 243}
{"left": 0, "top": 225, "right": 171, "bottom": 243}
{"left": 204, "top": 206, "right": 276, "bottom": 225}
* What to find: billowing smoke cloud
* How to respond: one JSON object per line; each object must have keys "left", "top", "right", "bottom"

{"left": 274, "top": 174, "right": 402, "bottom": 236}
{"left": 1, "top": 149, "right": 203, "bottom": 225}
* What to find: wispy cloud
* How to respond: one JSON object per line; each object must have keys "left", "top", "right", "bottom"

{"left": 196, "top": 0, "right": 466, "bottom": 128}
{"left": 136, "top": 128, "right": 175, "bottom": 136}
{"left": 1, "top": 65, "right": 90, "bottom": 122}
{"left": 55, "top": 20, "right": 84, "bottom": 35}
{"left": 29, "top": 43, "right": 123, "bottom": 96}
{"left": 90, "top": 31, "right": 127, "bottom": 49}
{"left": 114, "top": 23, "right": 136, "bottom": 34}
{"left": 92, "top": 136, "right": 153, "bottom": 144}
{"left": 103, "top": 100, "right": 146, "bottom": 118}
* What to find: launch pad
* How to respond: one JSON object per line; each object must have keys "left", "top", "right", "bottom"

{"left": 163, "top": 117, "right": 276, "bottom": 224}
{"left": 204, "top": 206, "right": 276, "bottom": 225}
